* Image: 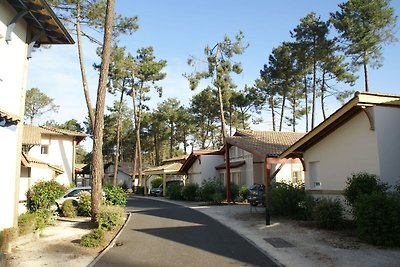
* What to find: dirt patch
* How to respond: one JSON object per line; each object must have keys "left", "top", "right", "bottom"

{"left": 7, "top": 216, "right": 124, "bottom": 267}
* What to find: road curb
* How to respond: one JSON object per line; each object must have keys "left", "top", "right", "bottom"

{"left": 87, "top": 212, "right": 132, "bottom": 267}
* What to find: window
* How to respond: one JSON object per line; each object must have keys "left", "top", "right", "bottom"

{"left": 41, "top": 145, "right": 49, "bottom": 155}
{"left": 309, "top": 161, "right": 321, "bottom": 188}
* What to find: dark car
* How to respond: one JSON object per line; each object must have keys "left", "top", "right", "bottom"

{"left": 150, "top": 184, "right": 163, "bottom": 196}
{"left": 247, "top": 183, "right": 265, "bottom": 206}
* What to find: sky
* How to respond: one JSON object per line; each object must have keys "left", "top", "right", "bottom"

{"left": 26, "top": 0, "right": 400, "bottom": 149}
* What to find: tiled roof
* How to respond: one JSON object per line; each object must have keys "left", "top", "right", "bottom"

{"left": 0, "top": 109, "right": 21, "bottom": 124}
{"left": 180, "top": 149, "right": 223, "bottom": 173}
{"left": 21, "top": 152, "right": 64, "bottom": 174}
{"left": 227, "top": 130, "right": 305, "bottom": 158}
{"left": 144, "top": 163, "right": 183, "bottom": 175}
{"left": 23, "top": 125, "right": 86, "bottom": 145}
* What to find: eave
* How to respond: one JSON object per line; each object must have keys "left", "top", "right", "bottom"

{"left": 280, "top": 92, "right": 400, "bottom": 159}
{"left": 6, "top": 0, "right": 74, "bottom": 45}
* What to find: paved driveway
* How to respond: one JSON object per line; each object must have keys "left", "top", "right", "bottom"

{"left": 92, "top": 197, "right": 278, "bottom": 267}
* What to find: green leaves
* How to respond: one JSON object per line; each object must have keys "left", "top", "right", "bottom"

{"left": 24, "top": 88, "right": 59, "bottom": 125}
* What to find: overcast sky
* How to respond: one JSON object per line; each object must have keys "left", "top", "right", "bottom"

{"left": 27, "top": 0, "right": 400, "bottom": 148}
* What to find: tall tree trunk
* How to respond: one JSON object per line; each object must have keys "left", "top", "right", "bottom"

{"left": 217, "top": 85, "right": 227, "bottom": 140}
{"left": 91, "top": 0, "right": 115, "bottom": 221}
{"left": 270, "top": 96, "right": 276, "bottom": 131}
{"left": 292, "top": 97, "right": 296, "bottom": 132}
{"left": 311, "top": 58, "right": 317, "bottom": 130}
{"left": 279, "top": 94, "right": 286, "bottom": 132}
{"left": 169, "top": 120, "right": 174, "bottom": 158}
{"left": 76, "top": 3, "right": 95, "bottom": 129}
{"left": 321, "top": 71, "right": 327, "bottom": 120}
{"left": 131, "top": 89, "right": 138, "bottom": 187}
{"left": 363, "top": 51, "right": 369, "bottom": 92}
{"left": 304, "top": 75, "right": 309, "bottom": 132}
{"left": 113, "top": 89, "right": 124, "bottom": 186}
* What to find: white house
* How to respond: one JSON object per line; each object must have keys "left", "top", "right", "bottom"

{"left": 179, "top": 150, "right": 225, "bottom": 185}
{"left": 222, "top": 130, "right": 305, "bottom": 189}
{"left": 281, "top": 92, "right": 400, "bottom": 199}
{"left": 104, "top": 162, "right": 133, "bottom": 189}
{"left": 0, "top": 0, "right": 73, "bottom": 231}
{"left": 22, "top": 125, "right": 85, "bottom": 185}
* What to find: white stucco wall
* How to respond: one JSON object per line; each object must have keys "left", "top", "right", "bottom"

{"left": 187, "top": 154, "right": 224, "bottom": 185}
{"left": 0, "top": 2, "right": 29, "bottom": 231}
{"left": 374, "top": 106, "right": 400, "bottom": 187}
{"left": 28, "top": 134, "right": 75, "bottom": 186}
{"left": 303, "top": 111, "right": 380, "bottom": 191}
{"left": 201, "top": 155, "right": 224, "bottom": 180}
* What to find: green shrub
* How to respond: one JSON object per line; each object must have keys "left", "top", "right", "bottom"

{"left": 313, "top": 198, "right": 343, "bottom": 230}
{"left": 34, "top": 209, "right": 56, "bottom": 230}
{"left": 96, "top": 205, "right": 125, "bottom": 231}
{"left": 26, "top": 181, "right": 67, "bottom": 212}
{"left": 270, "top": 183, "right": 313, "bottom": 220}
{"left": 62, "top": 199, "right": 78, "bottom": 218}
{"left": 226, "top": 183, "right": 240, "bottom": 202}
{"left": 239, "top": 186, "right": 250, "bottom": 202}
{"left": 0, "top": 227, "right": 17, "bottom": 252}
{"left": 166, "top": 182, "right": 184, "bottom": 200}
{"left": 80, "top": 228, "right": 105, "bottom": 247}
{"left": 344, "top": 172, "right": 388, "bottom": 206}
{"left": 200, "top": 178, "right": 225, "bottom": 204}
{"left": 78, "top": 191, "right": 91, "bottom": 216}
{"left": 18, "top": 213, "right": 37, "bottom": 235}
{"left": 181, "top": 183, "right": 199, "bottom": 201}
{"left": 151, "top": 177, "right": 163, "bottom": 189}
{"left": 354, "top": 192, "right": 400, "bottom": 246}
{"left": 104, "top": 185, "right": 127, "bottom": 206}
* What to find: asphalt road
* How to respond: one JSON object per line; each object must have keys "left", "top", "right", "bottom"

{"left": 92, "top": 197, "right": 278, "bottom": 267}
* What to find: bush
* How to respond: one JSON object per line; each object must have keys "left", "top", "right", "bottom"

{"left": 200, "top": 178, "right": 225, "bottom": 204}
{"left": 227, "top": 183, "right": 240, "bottom": 202}
{"left": 26, "top": 181, "right": 67, "bottom": 212}
{"left": 344, "top": 172, "right": 388, "bottom": 206}
{"left": 0, "top": 227, "right": 17, "bottom": 252}
{"left": 313, "top": 198, "right": 343, "bottom": 230}
{"left": 354, "top": 192, "right": 400, "bottom": 246}
{"left": 78, "top": 191, "right": 91, "bottom": 216}
{"left": 151, "top": 177, "right": 163, "bottom": 188}
{"left": 104, "top": 185, "right": 127, "bottom": 206}
{"left": 62, "top": 199, "right": 78, "bottom": 218}
{"left": 239, "top": 186, "right": 250, "bottom": 202}
{"left": 96, "top": 205, "right": 125, "bottom": 231}
{"left": 34, "top": 209, "right": 56, "bottom": 230}
{"left": 166, "top": 182, "right": 184, "bottom": 200}
{"left": 270, "top": 183, "right": 313, "bottom": 220}
{"left": 80, "top": 228, "right": 105, "bottom": 247}
{"left": 18, "top": 213, "right": 37, "bottom": 235}
{"left": 181, "top": 183, "right": 199, "bottom": 201}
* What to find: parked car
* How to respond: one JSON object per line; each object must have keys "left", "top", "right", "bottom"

{"left": 247, "top": 183, "right": 265, "bottom": 206}
{"left": 54, "top": 186, "right": 92, "bottom": 210}
{"left": 150, "top": 184, "right": 163, "bottom": 196}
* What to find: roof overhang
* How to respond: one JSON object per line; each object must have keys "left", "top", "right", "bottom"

{"left": 280, "top": 92, "right": 400, "bottom": 158}
{"left": 6, "top": 0, "right": 74, "bottom": 45}
{"left": 0, "top": 109, "right": 21, "bottom": 126}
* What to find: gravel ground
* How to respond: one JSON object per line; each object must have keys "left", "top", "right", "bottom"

{"left": 7, "top": 197, "right": 400, "bottom": 267}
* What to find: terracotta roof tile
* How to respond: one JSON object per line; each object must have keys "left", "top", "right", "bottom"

{"left": 227, "top": 130, "right": 305, "bottom": 157}
{"left": 23, "top": 125, "right": 86, "bottom": 145}
{"left": 0, "top": 109, "right": 21, "bottom": 124}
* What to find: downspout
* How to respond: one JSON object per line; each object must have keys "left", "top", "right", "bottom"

{"left": 264, "top": 157, "right": 271, "bottom": 225}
